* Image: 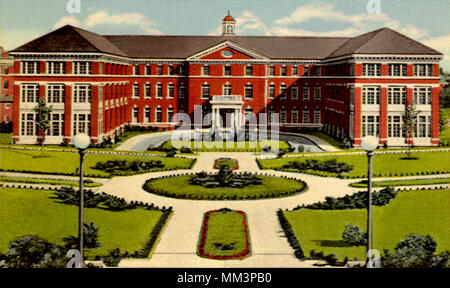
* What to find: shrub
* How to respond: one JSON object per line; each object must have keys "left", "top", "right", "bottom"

{"left": 282, "top": 158, "right": 353, "bottom": 174}
{"left": 0, "top": 236, "right": 67, "bottom": 268}
{"left": 101, "top": 248, "right": 125, "bottom": 267}
{"left": 62, "top": 222, "right": 101, "bottom": 249}
{"left": 179, "top": 146, "right": 193, "bottom": 154}
{"left": 103, "top": 197, "right": 129, "bottom": 211}
{"left": 342, "top": 224, "right": 367, "bottom": 246}
{"left": 165, "top": 150, "right": 177, "bottom": 157}
{"left": 382, "top": 234, "right": 450, "bottom": 268}
{"left": 297, "top": 145, "right": 305, "bottom": 153}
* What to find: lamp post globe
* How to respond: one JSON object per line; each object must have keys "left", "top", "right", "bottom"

{"left": 361, "top": 136, "right": 379, "bottom": 152}
{"left": 73, "top": 133, "right": 91, "bottom": 150}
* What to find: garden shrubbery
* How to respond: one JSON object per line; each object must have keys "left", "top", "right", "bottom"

{"left": 292, "top": 187, "right": 398, "bottom": 210}
{"left": 381, "top": 234, "right": 450, "bottom": 268}
{"left": 342, "top": 224, "right": 367, "bottom": 246}
{"left": 190, "top": 166, "right": 262, "bottom": 188}
{"left": 283, "top": 158, "right": 353, "bottom": 174}
{"left": 92, "top": 159, "right": 164, "bottom": 175}
{"left": 62, "top": 222, "right": 101, "bottom": 249}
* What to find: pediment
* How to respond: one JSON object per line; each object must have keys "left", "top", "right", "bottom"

{"left": 187, "top": 41, "right": 268, "bottom": 60}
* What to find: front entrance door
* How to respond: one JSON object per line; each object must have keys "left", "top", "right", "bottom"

{"left": 219, "top": 108, "right": 236, "bottom": 128}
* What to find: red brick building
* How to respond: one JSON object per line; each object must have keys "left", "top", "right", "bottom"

{"left": 0, "top": 47, "right": 14, "bottom": 125}
{"left": 8, "top": 13, "right": 443, "bottom": 146}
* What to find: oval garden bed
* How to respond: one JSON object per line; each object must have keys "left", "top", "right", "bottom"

{"left": 214, "top": 158, "right": 239, "bottom": 171}
{"left": 197, "top": 208, "right": 250, "bottom": 260}
{"left": 142, "top": 170, "right": 307, "bottom": 200}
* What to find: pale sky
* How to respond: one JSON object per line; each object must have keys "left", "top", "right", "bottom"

{"left": 1, "top": 0, "right": 449, "bottom": 69}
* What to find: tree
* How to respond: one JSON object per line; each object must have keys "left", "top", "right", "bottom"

{"left": 33, "top": 98, "right": 53, "bottom": 145}
{"left": 403, "top": 104, "right": 418, "bottom": 159}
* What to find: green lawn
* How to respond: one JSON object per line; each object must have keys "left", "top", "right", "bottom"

{"left": 198, "top": 210, "right": 250, "bottom": 259}
{"left": 143, "top": 175, "right": 307, "bottom": 200}
{"left": 349, "top": 178, "right": 450, "bottom": 188}
{"left": 215, "top": 159, "right": 238, "bottom": 170}
{"left": 283, "top": 189, "right": 450, "bottom": 260}
{"left": 0, "top": 188, "right": 166, "bottom": 259}
{"left": 163, "top": 140, "right": 290, "bottom": 152}
{"left": 0, "top": 177, "right": 102, "bottom": 187}
{"left": 0, "top": 149, "right": 194, "bottom": 177}
{"left": 298, "top": 131, "right": 344, "bottom": 149}
{"left": 258, "top": 151, "right": 450, "bottom": 178}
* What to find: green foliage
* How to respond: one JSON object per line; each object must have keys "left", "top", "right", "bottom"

{"left": 101, "top": 248, "right": 125, "bottom": 267}
{"left": 382, "top": 234, "right": 450, "bottom": 268}
{"left": 92, "top": 159, "right": 164, "bottom": 175}
{"left": 342, "top": 224, "right": 367, "bottom": 246}
{"left": 283, "top": 158, "right": 353, "bottom": 174}
{"left": 62, "top": 222, "right": 101, "bottom": 249}
{"left": 190, "top": 166, "right": 263, "bottom": 188}
{"left": 33, "top": 98, "right": 53, "bottom": 145}
{"left": 0, "top": 236, "right": 67, "bottom": 268}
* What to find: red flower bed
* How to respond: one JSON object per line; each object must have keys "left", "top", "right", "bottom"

{"left": 197, "top": 209, "right": 250, "bottom": 260}
{"left": 213, "top": 158, "right": 239, "bottom": 171}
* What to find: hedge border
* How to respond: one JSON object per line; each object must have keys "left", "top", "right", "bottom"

{"left": 277, "top": 209, "right": 305, "bottom": 260}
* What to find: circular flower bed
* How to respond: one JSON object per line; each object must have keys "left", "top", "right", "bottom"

{"left": 197, "top": 208, "right": 250, "bottom": 260}
{"left": 142, "top": 172, "right": 307, "bottom": 200}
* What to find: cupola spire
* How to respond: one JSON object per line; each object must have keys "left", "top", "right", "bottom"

{"left": 222, "top": 11, "right": 236, "bottom": 36}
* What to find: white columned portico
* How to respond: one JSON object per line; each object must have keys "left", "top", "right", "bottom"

{"left": 210, "top": 95, "right": 244, "bottom": 130}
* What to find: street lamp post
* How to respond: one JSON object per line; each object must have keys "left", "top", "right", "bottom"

{"left": 254, "top": 128, "right": 258, "bottom": 155}
{"left": 360, "top": 136, "right": 379, "bottom": 268}
{"left": 73, "top": 133, "right": 91, "bottom": 268}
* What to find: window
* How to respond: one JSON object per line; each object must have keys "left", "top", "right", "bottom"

{"left": 133, "top": 84, "right": 140, "bottom": 99}
{"left": 74, "top": 85, "right": 92, "bottom": 103}
{"left": 414, "top": 87, "right": 432, "bottom": 105}
{"left": 47, "top": 85, "right": 65, "bottom": 103}
{"left": 50, "top": 113, "right": 64, "bottom": 136}
{"left": 268, "top": 107, "right": 275, "bottom": 124}
{"left": 179, "top": 65, "right": 185, "bottom": 76}
{"left": 269, "top": 84, "right": 275, "bottom": 99}
{"left": 48, "top": 62, "right": 65, "bottom": 74}
{"left": 144, "top": 107, "right": 150, "bottom": 123}
{"left": 157, "top": 65, "right": 163, "bottom": 75}
{"left": 156, "top": 84, "right": 163, "bottom": 98}
{"left": 223, "top": 83, "right": 232, "bottom": 95}
{"left": 202, "top": 65, "right": 210, "bottom": 76}
{"left": 168, "top": 65, "right": 175, "bottom": 76}
{"left": 244, "top": 84, "right": 253, "bottom": 100}
{"left": 22, "top": 61, "right": 39, "bottom": 74}
{"left": 388, "top": 64, "right": 407, "bottom": 76}
{"left": 316, "top": 66, "right": 321, "bottom": 76}
{"left": 134, "top": 65, "right": 140, "bottom": 75}
{"left": 417, "top": 116, "right": 431, "bottom": 138}
{"left": 4, "top": 68, "right": 8, "bottom": 74}
{"left": 145, "top": 84, "right": 151, "bottom": 99}
{"left": 280, "top": 107, "right": 287, "bottom": 124}
{"left": 292, "top": 66, "right": 298, "bottom": 76}
{"left": 132, "top": 107, "right": 139, "bottom": 123}
{"left": 280, "top": 84, "right": 287, "bottom": 100}
{"left": 73, "top": 62, "right": 92, "bottom": 75}
{"left": 167, "top": 83, "right": 174, "bottom": 99}
{"left": 21, "top": 113, "right": 36, "bottom": 136}
{"left": 302, "top": 107, "right": 309, "bottom": 123}
{"left": 303, "top": 86, "right": 310, "bottom": 101}
{"left": 21, "top": 84, "right": 39, "bottom": 103}
{"left": 314, "top": 108, "right": 321, "bottom": 124}
{"left": 291, "top": 84, "right": 298, "bottom": 100}
{"left": 269, "top": 66, "right": 275, "bottom": 76}
{"left": 292, "top": 108, "right": 298, "bottom": 123}
{"left": 362, "top": 64, "right": 381, "bottom": 76}
{"left": 362, "top": 115, "right": 380, "bottom": 137}
{"left": 304, "top": 66, "right": 309, "bottom": 76}
{"left": 245, "top": 66, "right": 253, "bottom": 76}
{"left": 281, "top": 66, "right": 287, "bottom": 76}
{"left": 362, "top": 87, "right": 380, "bottom": 105}
{"left": 388, "top": 87, "right": 406, "bottom": 105}
{"left": 3, "top": 80, "right": 9, "bottom": 90}
{"left": 73, "top": 114, "right": 91, "bottom": 135}
{"left": 179, "top": 83, "right": 186, "bottom": 99}
{"left": 145, "top": 65, "right": 151, "bottom": 75}
{"left": 156, "top": 107, "right": 162, "bottom": 123}
{"left": 224, "top": 66, "right": 231, "bottom": 76}
{"left": 201, "top": 84, "right": 210, "bottom": 99}
{"left": 414, "top": 64, "right": 433, "bottom": 77}
{"left": 314, "top": 86, "right": 321, "bottom": 100}
{"left": 244, "top": 109, "right": 253, "bottom": 123}
{"left": 167, "top": 108, "right": 174, "bottom": 123}
{"left": 388, "top": 115, "right": 404, "bottom": 138}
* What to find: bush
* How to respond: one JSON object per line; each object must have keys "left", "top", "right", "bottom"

{"left": 382, "top": 234, "right": 450, "bottom": 268}
{"left": 342, "top": 224, "right": 367, "bottom": 246}
{"left": 62, "top": 222, "right": 101, "bottom": 249}
{"left": 92, "top": 159, "right": 164, "bottom": 175}
{"left": 179, "top": 146, "right": 193, "bottom": 154}
{"left": 283, "top": 158, "right": 353, "bottom": 174}
{"left": 101, "top": 248, "right": 125, "bottom": 267}
{"left": 0, "top": 236, "right": 67, "bottom": 268}
{"left": 297, "top": 145, "right": 305, "bottom": 153}
{"left": 165, "top": 150, "right": 177, "bottom": 157}
{"left": 55, "top": 187, "right": 105, "bottom": 208}
{"left": 103, "top": 197, "right": 129, "bottom": 211}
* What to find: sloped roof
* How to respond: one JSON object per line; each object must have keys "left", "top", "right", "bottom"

{"left": 11, "top": 25, "right": 442, "bottom": 60}
{"left": 328, "top": 27, "right": 442, "bottom": 58}
{"left": 12, "top": 25, "right": 127, "bottom": 57}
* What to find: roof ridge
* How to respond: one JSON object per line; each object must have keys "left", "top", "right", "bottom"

{"left": 353, "top": 27, "right": 392, "bottom": 54}
{"left": 71, "top": 26, "right": 127, "bottom": 56}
